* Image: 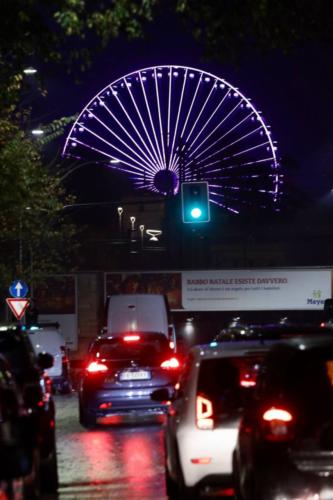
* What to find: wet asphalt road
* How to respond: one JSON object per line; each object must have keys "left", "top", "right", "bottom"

{"left": 52, "top": 393, "right": 167, "bottom": 500}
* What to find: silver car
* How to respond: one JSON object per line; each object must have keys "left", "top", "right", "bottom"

{"left": 153, "top": 340, "right": 269, "bottom": 498}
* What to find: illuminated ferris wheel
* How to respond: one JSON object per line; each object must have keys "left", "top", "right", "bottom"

{"left": 63, "top": 65, "right": 281, "bottom": 213}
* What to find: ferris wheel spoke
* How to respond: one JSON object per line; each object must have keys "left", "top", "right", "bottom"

{"left": 184, "top": 79, "right": 220, "bottom": 145}
{"left": 191, "top": 100, "right": 242, "bottom": 157}
{"left": 98, "top": 97, "right": 158, "bottom": 169}
{"left": 202, "top": 140, "right": 271, "bottom": 168}
{"left": 71, "top": 138, "right": 144, "bottom": 175}
{"left": 187, "top": 86, "right": 231, "bottom": 152}
{"left": 225, "top": 140, "right": 271, "bottom": 160}
{"left": 77, "top": 123, "right": 147, "bottom": 172}
{"left": 169, "top": 67, "right": 189, "bottom": 170}
{"left": 167, "top": 67, "right": 172, "bottom": 149}
{"left": 153, "top": 68, "right": 167, "bottom": 168}
{"left": 87, "top": 109, "right": 153, "bottom": 171}
{"left": 179, "top": 72, "right": 203, "bottom": 140}
{"left": 112, "top": 88, "right": 161, "bottom": 170}
{"left": 193, "top": 111, "right": 255, "bottom": 162}
{"left": 180, "top": 72, "right": 203, "bottom": 139}
{"left": 138, "top": 73, "right": 165, "bottom": 168}
{"left": 197, "top": 125, "right": 263, "bottom": 165}
{"left": 203, "top": 156, "right": 276, "bottom": 175}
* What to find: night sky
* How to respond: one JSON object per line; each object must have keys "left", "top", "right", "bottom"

{"left": 32, "top": 12, "right": 333, "bottom": 204}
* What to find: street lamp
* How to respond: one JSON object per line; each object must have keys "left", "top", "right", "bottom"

{"left": 23, "top": 67, "right": 37, "bottom": 75}
{"left": 117, "top": 207, "right": 123, "bottom": 232}
{"left": 139, "top": 225, "right": 145, "bottom": 246}
{"left": 130, "top": 216, "right": 136, "bottom": 231}
{"left": 31, "top": 129, "right": 44, "bottom": 136}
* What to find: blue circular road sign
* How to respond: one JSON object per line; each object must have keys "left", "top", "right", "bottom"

{"left": 9, "top": 280, "right": 29, "bottom": 298}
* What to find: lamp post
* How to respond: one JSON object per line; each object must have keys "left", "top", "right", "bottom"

{"left": 139, "top": 225, "right": 145, "bottom": 248}
{"left": 130, "top": 216, "right": 136, "bottom": 231}
{"left": 117, "top": 206, "right": 123, "bottom": 233}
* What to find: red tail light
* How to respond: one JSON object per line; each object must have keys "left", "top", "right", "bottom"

{"left": 161, "top": 357, "right": 180, "bottom": 370}
{"left": 240, "top": 376, "right": 256, "bottom": 388}
{"left": 86, "top": 361, "right": 108, "bottom": 373}
{"left": 123, "top": 335, "right": 140, "bottom": 342}
{"left": 262, "top": 406, "right": 293, "bottom": 441}
{"left": 196, "top": 395, "right": 214, "bottom": 430}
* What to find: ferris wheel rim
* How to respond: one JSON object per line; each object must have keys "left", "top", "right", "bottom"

{"left": 62, "top": 64, "right": 278, "bottom": 169}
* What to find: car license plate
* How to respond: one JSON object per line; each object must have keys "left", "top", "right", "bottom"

{"left": 119, "top": 370, "right": 151, "bottom": 381}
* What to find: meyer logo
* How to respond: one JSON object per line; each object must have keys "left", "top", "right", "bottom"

{"left": 307, "top": 289, "right": 325, "bottom": 306}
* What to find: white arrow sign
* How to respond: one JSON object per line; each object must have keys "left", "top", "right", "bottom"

{"left": 15, "top": 282, "right": 23, "bottom": 297}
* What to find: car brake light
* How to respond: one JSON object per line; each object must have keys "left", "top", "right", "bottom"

{"left": 263, "top": 407, "right": 293, "bottom": 422}
{"left": 169, "top": 341, "right": 175, "bottom": 350}
{"left": 161, "top": 357, "right": 180, "bottom": 369}
{"left": 196, "top": 395, "right": 214, "bottom": 430}
{"left": 86, "top": 361, "right": 108, "bottom": 373}
{"left": 262, "top": 406, "right": 293, "bottom": 441}
{"left": 123, "top": 335, "right": 140, "bottom": 342}
{"left": 240, "top": 379, "right": 256, "bottom": 388}
{"left": 99, "top": 402, "right": 112, "bottom": 409}
{"left": 191, "top": 457, "right": 212, "bottom": 464}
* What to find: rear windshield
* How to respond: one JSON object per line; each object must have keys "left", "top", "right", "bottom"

{"left": 92, "top": 335, "right": 171, "bottom": 365}
{"left": 261, "top": 346, "right": 333, "bottom": 408}
{"left": 197, "top": 355, "right": 264, "bottom": 419}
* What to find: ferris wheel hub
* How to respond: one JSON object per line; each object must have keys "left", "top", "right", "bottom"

{"left": 153, "top": 169, "right": 178, "bottom": 195}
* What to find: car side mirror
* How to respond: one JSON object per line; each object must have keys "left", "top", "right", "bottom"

{"left": 151, "top": 388, "right": 172, "bottom": 403}
{"left": 37, "top": 352, "right": 54, "bottom": 370}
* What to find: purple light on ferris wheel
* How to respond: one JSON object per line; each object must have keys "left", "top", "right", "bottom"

{"left": 63, "top": 65, "right": 282, "bottom": 212}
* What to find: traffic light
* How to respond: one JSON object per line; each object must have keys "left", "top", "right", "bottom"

{"left": 181, "top": 181, "right": 210, "bottom": 223}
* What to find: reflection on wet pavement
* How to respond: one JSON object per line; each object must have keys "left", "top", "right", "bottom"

{"left": 54, "top": 394, "right": 167, "bottom": 499}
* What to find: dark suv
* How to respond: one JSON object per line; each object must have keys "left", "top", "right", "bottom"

{"left": 79, "top": 332, "right": 180, "bottom": 427}
{"left": 234, "top": 335, "right": 333, "bottom": 500}
{"left": 0, "top": 324, "right": 58, "bottom": 497}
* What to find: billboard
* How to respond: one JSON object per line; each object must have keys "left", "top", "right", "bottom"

{"left": 182, "top": 269, "right": 332, "bottom": 311}
{"left": 105, "top": 269, "right": 332, "bottom": 311}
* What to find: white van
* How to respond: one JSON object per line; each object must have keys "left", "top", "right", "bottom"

{"left": 26, "top": 323, "right": 71, "bottom": 393}
{"left": 105, "top": 294, "right": 176, "bottom": 347}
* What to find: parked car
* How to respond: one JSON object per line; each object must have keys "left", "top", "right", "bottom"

{"left": 234, "top": 334, "right": 333, "bottom": 500}
{"left": 0, "top": 354, "right": 32, "bottom": 498}
{"left": 25, "top": 322, "right": 71, "bottom": 393}
{"left": 79, "top": 331, "right": 180, "bottom": 427}
{"left": 152, "top": 341, "right": 269, "bottom": 499}
{"left": 0, "top": 323, "right": 58, "bottom": 497}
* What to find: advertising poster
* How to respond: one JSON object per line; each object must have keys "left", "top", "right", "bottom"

{"left": 182, "top": 269, "right": 332, "bottom": 311}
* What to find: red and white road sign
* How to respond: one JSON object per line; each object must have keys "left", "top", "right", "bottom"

{"left": 6, "top": 298, "right": 30, "bottom": 320}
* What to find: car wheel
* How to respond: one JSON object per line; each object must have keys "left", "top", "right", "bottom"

{"left": 40, "top": 447, "right": 58, "bottom": 493}
{"left": 232, "top": 454, "right": 244, "bottom": 500}
{"left": 165, "top": 465, "right": 178, "bottom": 499}
{"left": 79, "top": 403, "right": 96, "bottom": 428}
{"left": 60, "top": 380, "right": 72, "bottom": 394}
{"left": 179, "top": 482, "right": 197, "bottom": 499}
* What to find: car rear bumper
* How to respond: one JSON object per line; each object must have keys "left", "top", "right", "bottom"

{"left": 80, "top": 385, "right": 173, "bottom": 422}
{"left": 177, "top": 427, "right": 239, "bottom": 487}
